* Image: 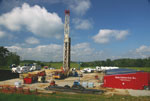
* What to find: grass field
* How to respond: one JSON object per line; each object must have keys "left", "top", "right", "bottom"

{"left": 48, "top": 62, "right": 150, "bottom": 72}
{"left": 20, "top": 62, "right": 79, "bottom": 69}
{"left": 48, "top": 62, "right": 79, "bottom": 69}
{"left": 46, "top": 63, "right": 150, "bottom": 72}
{"left": 0, "top": 92, "right": 150, "bottom": 101}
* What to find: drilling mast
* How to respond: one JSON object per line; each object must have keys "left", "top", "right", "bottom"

{"left": 63, "top": 10, "right": 71, "bottom": 72}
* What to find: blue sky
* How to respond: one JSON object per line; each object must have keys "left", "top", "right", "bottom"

{"left": 0, "top": 0, "right": 150, "bottom": 62}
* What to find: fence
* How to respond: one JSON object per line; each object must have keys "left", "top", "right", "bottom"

{"left": 0, "top": 85, "right": 38, "bottom": 95}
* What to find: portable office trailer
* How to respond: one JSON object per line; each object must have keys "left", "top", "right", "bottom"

{"left": 103, "top": 72, "right": 150, "bottom": 90}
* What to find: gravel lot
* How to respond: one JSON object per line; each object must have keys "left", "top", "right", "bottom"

{"left": 128, "top": 89, "right": 150, "bottom": 96}
{"left": 0, "top": 70, "right": 150, "bottom": 96}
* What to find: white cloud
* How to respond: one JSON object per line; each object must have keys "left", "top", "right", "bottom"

{"left": 0, "top": 30, "right": 6, "bottom": 38}
{"left": 0, "top": 3, "right": 63, "bottom": 39}
{"left": 72, "top": 18, "right": 92, "bottom": 30}
{"left": 135, "top": 45, "right": 150, "bottom": 58}
{"left": 136, "top": 45, "right": 150, "bottom": 53}
{"left": 8, "top": 42, "right": 150, "bottom": 62}
{"left": 72, "top": 43, "right": 93, "bottom": 56}
{"left": 5, "top": 42, "right": 107, "bottom": 62}
{"left": 6, "top": 44, "right": 63, "bottom": 61}
{"left": 0, "top": 30, "right": 15, "bottom": 40}
{"left": 93, "top": 29, "right": 129, "bottom": 44}
{"left": 71, "top": 43, "right": 110, "bottom": 61}
{"left": 28, "top": 0, "right": 61, "bottom": 4}
{"left": 25, "top": 37, "right": 40, "bottom": 44}
{"left": 65, "top": 0, "right": 91, "bottom": 16}
{"left": 120, "top": 45, "right": 150, "bottom": 59}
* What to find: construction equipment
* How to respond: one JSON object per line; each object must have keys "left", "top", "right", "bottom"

{"left": 71, "top": 80, "right": 85, "bottom": 90}
{"left": 23, "top": 71, "right": 46, "bottom": 84}
{"left": 71, "top": 68, "right": 78, "bottom": 77}
{"left": 38, "top": 76, "right": 46, "bottom": 83}
{"left": 23, "top": 74, "right": 38, "bottom": 84}
{"left": 53, "top": 10, "right": 71, "bottom": 79}
{"left": 49, "top": 80, "right": 57, "bottom": 86}
{"left": 53, "top": 67, "right": 68, "bottom": 79}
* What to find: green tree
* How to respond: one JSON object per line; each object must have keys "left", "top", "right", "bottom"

{"left": 143, "top": 57, "right": 150, "bottom": 67}
{"left": 135, "top": 59, "right": 144, "bottom": 67}
{"left": 0, "top": 46, "right": 20, "bottom": 68}
{"left": 106, "top": 59, "right": 114, "bottom": 66}
{"left": 6, "top": 52, "right": 20, "bottom": 66}
{"left": 0, "top": 46, "right": 9, "bottom": 66}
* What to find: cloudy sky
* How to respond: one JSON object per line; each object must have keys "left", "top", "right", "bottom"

{"left": 0, "top": 0, "right": 150, "bottom": 62}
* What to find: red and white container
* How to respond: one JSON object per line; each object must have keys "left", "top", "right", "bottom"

{"left": 103, "top": 72, "right": 150, "bottom": 90}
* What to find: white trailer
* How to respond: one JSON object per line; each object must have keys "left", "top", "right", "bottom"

{"left": 96, "top": 66, "right": 119, "bottom": 72}
{"left": 80, "top": 68, "right": 95, "bottom": 73}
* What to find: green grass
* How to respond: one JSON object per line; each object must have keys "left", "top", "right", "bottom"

{"left": 43, "top": 62, "right": 80, "bottom": 69}
{"left": 0, "top": 92, "right": 150, "bottom": 101}
{"left": 20, "top": 62, "right": 79, "bottom": 69}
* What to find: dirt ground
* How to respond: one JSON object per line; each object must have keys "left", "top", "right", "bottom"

{"left": 0, "top": 69, "right": 150, "bottom": 96}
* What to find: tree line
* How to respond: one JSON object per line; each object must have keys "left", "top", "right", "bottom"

{"left": 1, "top": 46, "right": 150, "bottom": 69}
{"left": 81, "top": 58, "right": 150, "bottom": 67}
{"left": 0, "top": 46, "right": 20, "bottom": 68}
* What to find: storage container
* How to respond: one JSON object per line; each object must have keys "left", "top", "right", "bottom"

{"left": 88, "top": 82, "right": 94, "bottom": 88}
{"left": 82, "top": 82, "right": 88, "bottom": 88}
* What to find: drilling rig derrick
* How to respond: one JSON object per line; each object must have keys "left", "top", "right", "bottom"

{"left": 63, "top": 10, "right": 71, "bottom": 73}
{"left": 52, "top": 10, "right": 71, "bottom": 79}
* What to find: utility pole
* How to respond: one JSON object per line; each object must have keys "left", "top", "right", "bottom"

{"left": 63, "top": 10, "right": 71, "bottom": 73}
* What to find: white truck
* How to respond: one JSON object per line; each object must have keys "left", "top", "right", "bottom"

{"left": 11, "top": 63, "right": 41, "bottom": 73}
{"left": 12, "top": 65, "right": 30, "bottom": 73}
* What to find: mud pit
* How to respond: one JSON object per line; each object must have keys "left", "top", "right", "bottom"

{"left": 0, "top": 70, "right": 19, "bottom": 81}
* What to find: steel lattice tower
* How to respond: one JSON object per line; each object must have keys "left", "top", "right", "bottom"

{"left": 63, "top": 10, "right": 71, "bottom": 72}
